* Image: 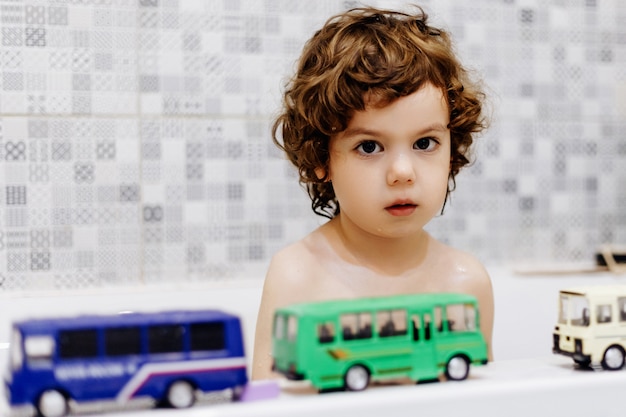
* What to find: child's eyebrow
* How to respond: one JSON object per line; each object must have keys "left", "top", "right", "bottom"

{"left": 341, "top": 123, "right": 449, "bottom": 139}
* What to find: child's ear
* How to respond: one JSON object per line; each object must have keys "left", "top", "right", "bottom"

{"left": 314, "top": 167, "right": 328, "bottom": 181}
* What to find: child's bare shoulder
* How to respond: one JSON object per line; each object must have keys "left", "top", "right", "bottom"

{"left": 264, "top": 230, "right": 327, "bottom": 287}
{"left": 430, "top": 238, "right": 491, "bottom": 290}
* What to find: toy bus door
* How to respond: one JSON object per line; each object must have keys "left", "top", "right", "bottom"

{"left": 410, "top": 311, "right": 438, "bottom": 378}
{"left": 594, "top": 297, "right": 626, "bottom": 341}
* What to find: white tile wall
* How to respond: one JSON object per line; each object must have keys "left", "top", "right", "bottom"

{"left": 0, "top": 0, "right": 624, "bottom": 290}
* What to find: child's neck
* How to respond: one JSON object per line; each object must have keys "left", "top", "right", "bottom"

{"left": 324, "top": 215, "right": 431, "bottom": 276}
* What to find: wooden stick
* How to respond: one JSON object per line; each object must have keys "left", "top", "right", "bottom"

{"left": 600, "top": 244, "right": 626, "bottom": 274}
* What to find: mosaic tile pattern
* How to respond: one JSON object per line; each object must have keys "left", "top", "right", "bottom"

{"left": 0, "top": 0, "right": 625, "bottom": 290}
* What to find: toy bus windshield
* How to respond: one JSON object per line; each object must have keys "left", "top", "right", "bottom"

{"left": 558, "top": 291, "right": 590, "bottom": 327}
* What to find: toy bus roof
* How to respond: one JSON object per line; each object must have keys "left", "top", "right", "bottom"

{"left": 276, "top": 293, "right": 478, "bottom": 317}
{"left": 13, "top": 310, "right": 240, "bottom": 334}
{"left": 560, "top": 285, "right": 626, "bottom": 297}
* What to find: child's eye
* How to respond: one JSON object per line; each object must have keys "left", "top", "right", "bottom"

{"left": 356, "top": 141, "right": 382, "bottom": 154}
{"left": 414, "top": 137, "right": 438, "bottom": 151}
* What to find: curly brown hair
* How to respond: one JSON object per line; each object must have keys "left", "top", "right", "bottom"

{"left": 272, "top": 6, "right": 488, "bottom": 218}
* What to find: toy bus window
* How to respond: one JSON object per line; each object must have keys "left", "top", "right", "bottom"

{"left": 24, "top": 335, "right": 54, "bottom": 363}
{"left": 340, "top": 313, "right": 372, "bottom": 340}
{"left": 570, "top": 295, "right": 590, "bottom": 327}
{"left": 377, "top": 309, "right": 407, "bottom": 337}
{"left": 274, "top": 315, "right": 285, "bottom": 340}
{"left": 59, "top": 329, "right": 98, "bottom": 359}
{"left": 191, "top": 322, "right": 225, "bottom": 351}
{"left": 445, "top": 304, "right": 477, "bottom": 332}
{"left": 148, "top": 325, "right": 184, "bottom": 354}
{"left": 617, "top": 297, "right": 626, "bottom": 321}
{"left": 596, "top": 304, "right": 612, "bottom": 324}
{"left": 558, "top": 294, "right": 568, "bottom": 324}
{"left": 411, "top": 315, "right": 421, "bottom": 341}
{"left": 464, "top": 304, "right": 477, "bottom": 331}
{"left": 619, "top": 297, "right": 626, "bottom": 322}
{"left": 317, "top": 322, "right": 335, "bottom": 344}
{"left": 287, "top": 316, "right": 298, "bottom": 342}
{"left": 434, "top": 306, "right": 444, "bottom": 332}
{"left": 105, "top": 327, "right": 141, "bottom": 356}
{"left": 423, "top": 313, "right": 432, "bottom": 340}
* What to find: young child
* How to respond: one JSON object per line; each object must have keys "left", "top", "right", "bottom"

{"left": 252, "top": 6, "right": 494, "bottom": 379}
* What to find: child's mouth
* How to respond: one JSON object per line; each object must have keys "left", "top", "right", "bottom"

{"left": 386, "top": 203, "right": 417, "bottom": 216}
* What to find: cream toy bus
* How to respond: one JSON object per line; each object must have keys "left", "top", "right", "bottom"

{"left": 553, "top": 285, "right": 626, "bottom": 370}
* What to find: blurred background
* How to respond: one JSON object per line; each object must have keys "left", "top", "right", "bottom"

{"left": 0, "top": 0, "right": 624, "bottom": 291}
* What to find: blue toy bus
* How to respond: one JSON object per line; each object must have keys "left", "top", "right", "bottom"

{"left": 5, "top": 309, "right": 248, "bottom": 417}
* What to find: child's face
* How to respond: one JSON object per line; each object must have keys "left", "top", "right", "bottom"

{"left": 325, "top": 82, "right": 451, "bottom": 238}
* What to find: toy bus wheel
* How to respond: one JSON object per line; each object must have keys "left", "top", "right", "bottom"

{"left": 601, "top": 345, "right": 625, "bottom": 370}
{"left": 165, "top": 380, "right": 196, "bottom": 409}
{"left": 230, "top": 385, "right": 244, "bottom": 401}
{"left": 445, "top": 355, "right": 470, "bottom": 381}
{"left": 344, "top": 365, "right": 370, "bottom": 391}
{"left": 37, "top": 389, "right": 68, "bottom": 417}
{"left": 574, "top": 358, "right": 591, "bottom": 368}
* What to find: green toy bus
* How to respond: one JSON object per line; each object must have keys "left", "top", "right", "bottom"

{"left": 272, "top": 293, "right": 488, "bottom": 391}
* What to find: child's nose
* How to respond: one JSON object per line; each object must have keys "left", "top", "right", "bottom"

{"left": 386, "top": 153, "right": 416, "bottom": 185}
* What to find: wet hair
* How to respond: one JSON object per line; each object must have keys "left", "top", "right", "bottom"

{"left": 272, "top": 6, "right": 488, "bottom": 218}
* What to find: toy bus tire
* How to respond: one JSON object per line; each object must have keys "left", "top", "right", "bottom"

{"left": 445, "top": 355, "right": 470, "bottom": 381}
{"left": 165, "top": 380, "right": 196, "bottom": 409}
{"left": 36, "top": 389, "right": 68, "bottom": 417}
{"left": 573, "top": 358, "right": 591, "bottom": 368}
{"left": 344, "top": 365, "right": 370, "bottom": 391}
{"left": 230, "top": 385, "right": 244, "bottom": 401}
{"left": 601, "top": 345, "right": 626, "bottom": 371}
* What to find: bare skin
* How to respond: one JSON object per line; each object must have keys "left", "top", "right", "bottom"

{"left": 252, "top": 223, "right": 494, "bottom": 380}
{"left": 252, "top": 84, "right": 494, "bottom": 380}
